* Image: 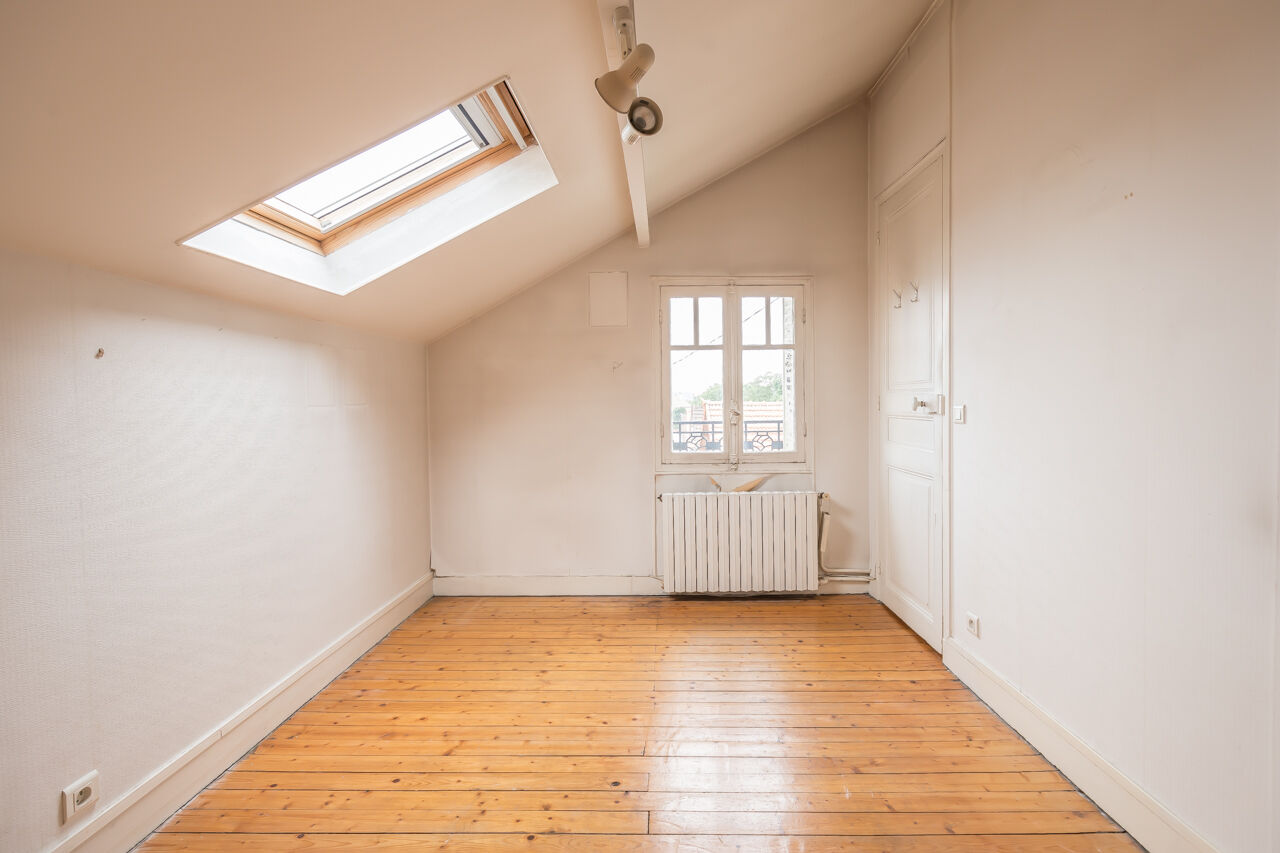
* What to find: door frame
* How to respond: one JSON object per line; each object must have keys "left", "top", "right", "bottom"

{"left": 868, "top": 139, "right": 952, "bottom": 647}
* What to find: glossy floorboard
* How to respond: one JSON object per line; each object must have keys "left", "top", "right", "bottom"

{"left": 139, "top": 595, "right": 1141, "bottom": 851}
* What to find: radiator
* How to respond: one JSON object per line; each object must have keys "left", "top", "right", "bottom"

{"left": 659, "top": 491, "right": 820, "bottom": 594}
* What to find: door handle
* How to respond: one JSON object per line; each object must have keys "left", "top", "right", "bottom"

{"left": 912, "top": 394, "right": 945, "bottom": 415}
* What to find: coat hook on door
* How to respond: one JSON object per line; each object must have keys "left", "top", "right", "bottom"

{"left": 891, "top": 288, "right": 903, "bottom": 309}
{"left": 908, "top": 281, "right": 919, "bottom": 302}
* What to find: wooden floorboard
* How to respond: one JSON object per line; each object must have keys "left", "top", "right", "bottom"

{"left": 137, "top": 595, "right": 1142, "bottom": 851}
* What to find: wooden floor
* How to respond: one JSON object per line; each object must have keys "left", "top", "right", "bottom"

{"left": 140, "top": 595, "right": 1141, "bottom": 851}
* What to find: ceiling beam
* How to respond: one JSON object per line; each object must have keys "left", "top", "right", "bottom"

{"left": 595, "top": 0, "right": 651, "bottom": 248}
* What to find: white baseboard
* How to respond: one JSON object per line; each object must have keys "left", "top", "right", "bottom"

{"left": 52, "top": 574, "right": 433, "bottom": 853}
{"left": 433, "top": 575, "right": 871, "bottom": 596}
{"left": 433, "top": 575, "right": 663, "bottom": 596}
{"left": 943, "top": 639, "right": 1219, "bottom": 853}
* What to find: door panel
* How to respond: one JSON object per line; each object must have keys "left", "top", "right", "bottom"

{"left": 885, "top": 466, "right": 933, "bottom": 606}
{"left": 876, "top": 156, "right": 945, "bottom": 650}
{"left": 886, "top": 415, "right": 932, "bottom": 449}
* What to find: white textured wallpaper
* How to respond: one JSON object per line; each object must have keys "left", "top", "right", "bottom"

{"left": 0, "top": 249, "right": 431, "bottom": 853}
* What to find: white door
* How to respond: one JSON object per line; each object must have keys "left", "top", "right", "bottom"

{"left": 875, "top": 156, "right": 946, "bottom": 651}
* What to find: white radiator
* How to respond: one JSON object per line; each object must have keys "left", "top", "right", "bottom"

{"left": 659, "top": 491, "right": 820, "bottom": 594}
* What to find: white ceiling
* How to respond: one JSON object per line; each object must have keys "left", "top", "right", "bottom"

{"left": 0, "top": 0, "right": 927, "bottom": 341}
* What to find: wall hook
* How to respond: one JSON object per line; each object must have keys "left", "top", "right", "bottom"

{"left": 908, "top": 281, "right": 919, "bottom": 302}
{"left": 891, "top": 288, "right": 903, "bottom": 309}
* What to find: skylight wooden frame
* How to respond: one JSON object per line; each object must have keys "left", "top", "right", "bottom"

{"left": 235, "top": 82, "right": 536, "bottom": 257}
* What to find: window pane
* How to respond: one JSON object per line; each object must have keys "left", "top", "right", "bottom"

{"left": 770, "top": 296, "right": 795, "bottom": 344}
{"left": 670, "top": 350, "right": 724, "bottom": 454}
{"left": 742, "top": 296, "right": 766, "bottom": 345}
{"left": 742, "top": 348, "right": 797, "bottom": 453}
{"left": 669, "top": 297, "right": 694, "bottom": 346}
{"left": 698, "top": 296, "right": 723, "bottom": 346}
{"left": 271, "top": 110, "right": 476, "bottom": 224}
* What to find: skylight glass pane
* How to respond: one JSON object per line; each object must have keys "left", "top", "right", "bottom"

{"left": 270, "top": 110, "right": 477, "bottom": 226}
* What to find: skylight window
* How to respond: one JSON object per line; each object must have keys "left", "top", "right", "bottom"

{"left": 233, "top": 83, "right": 535, "bottom": 256}
{"left": 182, "top": 79, "right": 557, "bottom": 295}
{"left": 266, "top": 110, "right": 480, "bottom": 229}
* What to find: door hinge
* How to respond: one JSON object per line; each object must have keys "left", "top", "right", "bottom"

{"left": 802, "top": 306, "right": 807, "bottom": 324}
{"left": 803, "top": 420, "right": 808, "bottom": 437}
{"left": 658, "top": 422, "right": 665, "bottom": 438}
{"left": 658, "top": 306, "right": 663, "bottom": 324}
{"left": 877, "top": 395, "right": 881, "bottom": 412}
{"left": 875, "top": 231, "right": 881, "bottom": 245}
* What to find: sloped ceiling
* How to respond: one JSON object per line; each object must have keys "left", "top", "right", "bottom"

{"left": 0, "top": 0, "right": 927, "bottom": 341}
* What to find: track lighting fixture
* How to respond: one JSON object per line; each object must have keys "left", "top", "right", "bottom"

{"left": 594, "top": 6, "right": 663, "bottom": 144}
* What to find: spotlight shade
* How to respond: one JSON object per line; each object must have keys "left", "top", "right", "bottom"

{"left": 594, "top": 43, "right": 656, "bottom": 113}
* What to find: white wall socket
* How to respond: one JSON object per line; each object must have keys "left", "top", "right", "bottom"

{"left": 61, "top": 770, "right": 99, "bottom": 824}
{"left": 965, "top": 612, "right": 981, "bottom": 638}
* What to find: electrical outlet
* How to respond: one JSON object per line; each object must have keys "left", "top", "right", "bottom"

{"left": 61, "top": 770, "right": 99, "bottom": 824}
{"left": 965, "top": 612, "right": 981, "bottom": 638}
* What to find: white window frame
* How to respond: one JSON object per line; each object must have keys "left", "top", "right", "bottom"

{"left": 657, "top": 276, "right": 813, "bottom": 472}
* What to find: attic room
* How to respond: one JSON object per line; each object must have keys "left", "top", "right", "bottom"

{"left": 1, "top": 1, "right": 1277, "bottom": 851}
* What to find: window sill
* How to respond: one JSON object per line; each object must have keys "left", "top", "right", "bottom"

{"left": 655, "top": 462, "right": 813, "bottom": 475}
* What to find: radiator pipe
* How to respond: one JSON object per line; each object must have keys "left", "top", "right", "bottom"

{"left": 818, "top": 497, "right": 874, "bottom": 582}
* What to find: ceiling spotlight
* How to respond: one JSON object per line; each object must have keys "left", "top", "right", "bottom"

{"left": 621, "top": 96, "right": 662, "bottom": 144}
{"left": 595, "top": 42, "right": 655, "bottom": 112}
{"left": 594, "top": 6, "right": 662, "bottom": 145}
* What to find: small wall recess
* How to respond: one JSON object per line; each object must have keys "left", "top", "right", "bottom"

{"left": 61, "top": 770, "right": 99, "bottom": 824}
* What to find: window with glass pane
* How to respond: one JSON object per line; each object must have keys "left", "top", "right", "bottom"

{"left": 661, "top": 280, "right": 805, "bottom": 466}
{"left": 264, "top": 109, "right": 483, "bottom": 232}
{"left": 668, "top": 295, "right": 725, "bottom": 454}
{"left": 741, "top": 292, "right": 797, "bottom": 454}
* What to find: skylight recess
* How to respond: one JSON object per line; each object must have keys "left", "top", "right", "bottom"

{"left": 228, "top": 81, "right": 536, "bottom": 257}
{"left": 181, "top": 79, "right": 555, "bottom": 296}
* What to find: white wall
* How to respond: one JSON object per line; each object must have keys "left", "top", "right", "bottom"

{"left": 933, "top": 2, "right": 1278, "bottom": 851}
{"left": 868, "top": 0, "right": 949, "bottom": 198}
{"left": 428, "top": 106, "right": 870, "bottom": 592}
{"left": 0, "top": 248, "right": 432, "bottom": 853}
